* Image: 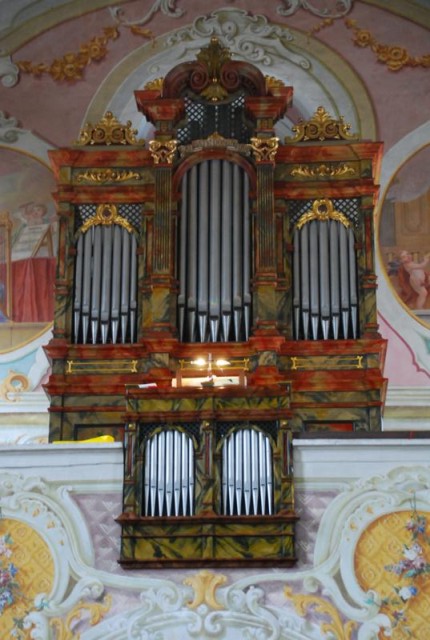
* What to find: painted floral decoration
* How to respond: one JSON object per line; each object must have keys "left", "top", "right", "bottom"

{"left": 382, "top": 505, "right": 430, "bottom": 635}
{"left": 0, "top": 534, "right": 20, "bottom": 615}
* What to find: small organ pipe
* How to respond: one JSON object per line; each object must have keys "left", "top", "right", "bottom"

{"left": 348, "top": 228, "right": 358, "bottom": 337}
{"left": 173, "top": 431, "right": 182, "bottom": 515}
{"left": 187, "top": 165, "right": 198, "bottom": 341}
{"left": 250, "top": 430, "right": 259, "bottom": 514}
{"left": 300, "top": 224, "right": 310, "bottom": 339}
{"left": 81, "top": 228, "right": 93, "bottom": 343}
{"left": 100, "top": 225, "right": 113, "bottom": 344}
{"left": 209, "top": 160, "right": 221, "bottom": 341}
{"left": 178, "top": 173, "right": 188, "bottom": 341}
{"left": 265, "top": 436, "right": 273, "bottom": 515}
{"left": 242, "top": 176, "right": 251, "bottom": 340}
{"left": 129, "top": 234, "right": 137, "bottom": 343}
{"left": 198, "top": 161, "right": 209, "bottom": 341}
{"left": 110, "top": 226, "right": 122, "bottom": 344}
{"left": 221, "top": 161, "right": 233, "bottom": 341}
{"left": 73, "top": 234, "right": 84, "bottom": 342}
{"left": 258, "top": 431, "right": 267, "bottom": 514}
{"left": 165, "top": 430, "right": 174, "bottom": 516}
{"left": 293, "top": 230, "right": 301, "bottom": 339}
{"left": 309, "top": 221, "right": 319, "bottom": 340}
{"left": 235, "top": 430, "right": 243, "bottom": 514}
{"left": 232, "top": 164, "right": 243, "bottom": 341}
{"left": 91, "top": 226, "right": 103, "bottom": 343}
{"left": 181, "top": 432, "right": 189, "bottom": 515}
{"left": 318, "top": 221, "right": 330, "bottom": 339}
{"left": 120, "top": 230, "right": 131, "bottom": 342}
{"left": 329, "top": 220, "right": 340, "bottom": 339}
{"left": 339, "top": 224, "right": 350, "bottom": 337}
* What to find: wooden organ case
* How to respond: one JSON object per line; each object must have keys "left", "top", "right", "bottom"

{"left": 45, "top": 39, "right": 386, "bottom": 567}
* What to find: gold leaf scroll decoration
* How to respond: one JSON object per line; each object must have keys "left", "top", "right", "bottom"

{"left": 76, "top": 169, "right": 141, "bottom": 184}
{"left": 77, "top": 112, "right": 144, "bottom": 146}
{"left": 79, "top": 204, "right": 134, "bottom": 234}
{"left": 17, "top": 27, "right": 120, "bottom": 82}
{"left": 295, "top": 198, "right": 351, "bottom": 230}
{"left": 290, "top": 163, "right": 356, "bottom": 178}
{"left": 345, "top": 19, "right": 430, "bottom": 72}
{"left": 184, "top": 570, "right": 227, "bottom": 610}
{"left": 50, "top": 595, "right": 112, "bottom": 640}
{"left": 287, "top": 106, "right": 357, "bottom": 142}
{"left": 284, "top": 587, "right": 357, "bottom": 640}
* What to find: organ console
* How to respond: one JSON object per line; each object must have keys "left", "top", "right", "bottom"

{"left": 45, "top": 38, "right": 386, "bottom": 566}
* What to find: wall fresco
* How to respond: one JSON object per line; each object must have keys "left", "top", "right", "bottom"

{"left": 1, "top": 461, "right": 430, "bottom": 639}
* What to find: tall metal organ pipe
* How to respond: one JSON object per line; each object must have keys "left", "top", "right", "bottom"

{"left": 293, "top": 219, "right": 358, "bottom": 340}
{"left": 73, "top": 224, "right": 138, "bottom": 344}
{"left": 178, "top": 159, "right": 251, "bottom": 343}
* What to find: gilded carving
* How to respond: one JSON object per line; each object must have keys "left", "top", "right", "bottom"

{"left": 346, "top": 19, "right": 430, "bottom": 71}
{"left": 250, "top": 136, "right": 279, "bottom": 162}
{"left": 66, "top": 358, "right": 138, "bottom": 374}
{"left": 265, "top": 75, "right": 286, "bottom": 91}
{"left": 17, "top": 27, "right": 120, "bottom": 82}
{"left": 184, "top": 570, "right": 227, "bottom": 610}
{"left": 286, "top": 106, "right": 357, "bottom": 142}
{"left": 179, "top": 132, "right": 250, "bottom": 158}
{"left": 76, "top": 112, "right": 144, "bottom": 146}
{"left": 290, "top": 163, "right": 356, "bottom": 178}
{"left": 295, "top": 198, "right": 350, "bottom": 230}
{"left": 144, "top": 77, "right": 164, "bottom": 91}
{"left": 79, "top": 204, "right": 134, "bottom": 234}
{"left": 196, "top": 37, "right": 232, "bottom": 102}
{"left": 76, "top": 168, "right": 141, "bottom": 184}
{"left": 149, "top": 139, "right": 178, "bottom": 164}
{"left": 291, "top": 354, "right": 364, "bottom": 370}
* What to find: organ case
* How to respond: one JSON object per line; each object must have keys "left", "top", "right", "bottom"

{"left": 45, "top": 40, "right": 386, "bottom": 566}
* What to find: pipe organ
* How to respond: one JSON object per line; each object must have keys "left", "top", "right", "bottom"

{"left": 46, "top": 39, "right": 386, "bottom": 566}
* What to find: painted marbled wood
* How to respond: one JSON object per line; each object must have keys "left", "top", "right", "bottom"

{"left": 118, "top": 514, "right": 297, "bottom": 567}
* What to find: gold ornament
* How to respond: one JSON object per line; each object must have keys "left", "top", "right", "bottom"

{"left": 287, "top": 106, "right": 357, "bottom": 143}
{"left": 295, "top": 198, "right": 351, "bottom": 230}
{"left": 76, "top": 169, "right": 141, "bottom": 183}
{"left": 149, "top": 139, "right": 178, "bottom": 164}
{"left": 184, "top": 570, "right": 227, "bottom": 610}
{"left": 345, "top": 19, "right": 430, "bottom": 71}
{"left": 250, "top": 136, "right": 279, "bottom": 162}
{"left": 76, "top": 112, "right": 143, "bottom": 146}
{"left": 290, "top": 163, "right": 356, "bottom": 178}
{"left": 79, "top": 204, "right": 134, "bottom": 233}
{"left": 17, "top": 27, "right": 119, "bottom": 82}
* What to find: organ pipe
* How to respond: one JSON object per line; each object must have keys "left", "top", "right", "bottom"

{"left": 73, "top": 223, "right": 138, "bottom": 345}
{"left": 293, "top": 219, "right": 359, "bottom": 340}
{"left": 179, "top": 159, "right": 251, "bottom": 343}
{"left": 222, "top": 428, "right": 273, "bottom": 516}
{"left": 144, "top": 430, "right": 195, "bottom": 517}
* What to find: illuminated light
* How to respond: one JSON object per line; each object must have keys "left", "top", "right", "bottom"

{"left": 191, "top": 358, "right": 207, "bottom": 367}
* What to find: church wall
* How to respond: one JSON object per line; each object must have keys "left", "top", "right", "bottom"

{"left": 0, "top": 440, "right": 429, "bottom": 638}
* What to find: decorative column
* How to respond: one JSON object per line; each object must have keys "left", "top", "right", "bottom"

{"left": 135, "top": 93, "right": 184, "bottom": 338}
{"left": 250, "top": 136, "right": 280, "bottom": 334}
